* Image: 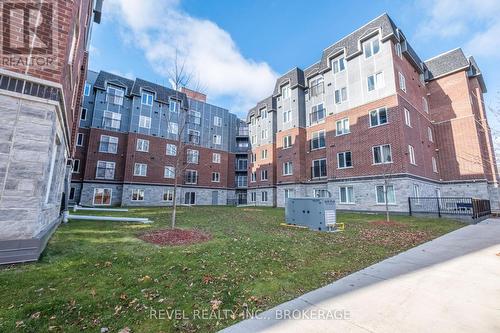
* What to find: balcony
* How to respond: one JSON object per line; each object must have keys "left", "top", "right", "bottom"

{"left": 236, "top": 177, "right": 248, "bottom": 188}
{"left": 236, "top": 127, "right": 249, "bottom": 137}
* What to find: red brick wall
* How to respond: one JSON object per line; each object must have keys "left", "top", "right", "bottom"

{"left": 249, "top": 143, "right": 275, "bottom": 188}
{"left": 276, "top": 128, "right": 307, "bottom": 184}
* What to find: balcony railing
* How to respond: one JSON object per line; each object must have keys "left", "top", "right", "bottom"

{"left": 310, "top": 83, "right": 324, "bottom": 97}
{"left": 237, "top": 128, "right": 249, "bottom": 136}
{"left": 236, "top": 178, "right": 248, "bottom": 188}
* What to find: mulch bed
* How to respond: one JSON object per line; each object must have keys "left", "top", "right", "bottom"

{"left": 138, "top": 228, "right": 212, "bottom": 246}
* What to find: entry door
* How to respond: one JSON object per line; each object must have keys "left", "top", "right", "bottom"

{"left": 184, "top": 192, "right": 196, "bottom": 205}
{"left": 211, "top": 191, "right": 219, "bottom": 205}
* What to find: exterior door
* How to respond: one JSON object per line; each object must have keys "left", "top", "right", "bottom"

{"left": 211, "top": 191, "right": 218, "bottom": 205}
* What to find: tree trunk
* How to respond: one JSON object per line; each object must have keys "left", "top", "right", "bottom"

{"left": 171, "top": 177, "right": 178, "bottom": 229}
{"left": 384, "top": 177, "right": 390, "bottom": 222}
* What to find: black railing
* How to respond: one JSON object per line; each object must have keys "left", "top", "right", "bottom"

{"left": 408, "top": 197, "right": 491, "bottom": 219}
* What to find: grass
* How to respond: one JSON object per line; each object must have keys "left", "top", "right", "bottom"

{"left": 0, "top": 206, "right": 464, "bottom": 332}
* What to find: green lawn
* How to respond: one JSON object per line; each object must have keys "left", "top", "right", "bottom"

{"left": 0, "top": 207, "right": 463, "bottom": 332}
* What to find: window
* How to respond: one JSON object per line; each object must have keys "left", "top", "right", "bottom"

{"left": 395, "top": 42, "right": 402, "bottom": 58}
{"left": 312, "top": 159, "right": 327, "bottom": 178}
{"left": 102, "top": 111, "right": 121, "bottom": 130}
{"left": 237, "top": 159, "right": 248, "bottom": 170}
{"left": 187, "top": 149, "right": 199, "bottom": 164}
{"left": 99, "top": 135, "right": 118, "bottom": 153}
{"left": 373, "top": 144, "right": 392, "bottom": 164}
{"left": 76, "top": 133, "right": 84, "bottom": 146}
{"left": 141, "top": 91, "right": 154, "bottom": 106}
{"left": 367, "top": 72, "right": 384, "bottom": 91}
{"left": 166, "top": 143, "right": 177, "bottom": 156}
{"left": 185, "top": 170, "right": 198, "bottom": 184}
{"left": 139, "top": 115, "right": 151, "bottom": 129}
{"left": 69, "top": 187, "right": 76, "bottom": 200}
{"left": 80, "top": 108, "right": 87, "bottom": 120}
{"left": 309, "top": 76, "right": 324, "bottom": 96}
{"left": 284, "top": 189, "right": 295, "bottom": 201}
{"left": 281, "top": 84, "right": 290, "bottom": 99}
{"left": 106, "top": 85, "right": 124, "bottom": 105}
{"left": 188, "top": 110, "right": 201, "bottom": 125}
{"left": 413, "top": 184, "right": 420, "bottom": 199}
{"left": 399, "top": 72, "right": 406, "bottom": 93}
{"left": 404, "top": 108, "right": 411, "bottom": 127}
{"left": 261, "top": 149, "right": 268, "bottom": 159}
{"left": 164, "top": 166, "right": 175, "bottom": 179}
{"left": 339, "top": 186, "right": 354, "bottom": 204}
{"left": 422, "top": 97, "right": 429, "bottom": 113}
{"left": 212, "top": 153, "right": 221, "bottom": 163}
{"left": 314, "top": 189, "right": 329, "bottom": 198}
{"left": 364, "top": 38, "right": 380, "bottom": 58}
{"left": 334, "top": 87, "right": 347, "bottom": 104}
{"left": 432, "top": 156, "right": 439, "bottom": 173}
{"left": 283, "top": 109, "right": 292, "bottom": 123}
{"left": 213, "top": 134, "right": 222, "bottom": 145}
{"left": 310, "top": 103, "right": 325, "bottom": 124}
{"left": 96, "top": 161, "right": 115, "bottom": 179}
{"left": 251, "top": 172, "right": 257, "bottom": 182}
{"left": 376, "top": 185, "right": 396, "bottom": 204}
{"left": 188, "top": 130, "right": 200, "bottom": 144}
{"left": 283, "top": 161, "right": 293, "bottom": 175}
{"left": 260, "top": 108, "right": 267, "bottom": 119}
{"left": 332, "top": 56, "right": 345, "bottom": 73}
{"left": 212, "top": 172, "right": 220, "bottom": 182}
{"left": 336, "top": 118, "right": 350, "bottom": 136}
{"left": 310, "top": 130, "right": 326, "bottom": 150}
{"left": 337, "top": 151, "right": 352, "bottom": 169}
{"left": 261, "top": 169, "right": 268, "bottom": 181}
{"left": 250, "top": 116, "right": 256, "bottom": 126}
{"left": 408, "top": 145, "right": 416, "bottom": 165}
{"left": 261, "top": 130, "right": 268, "bottom": 140}
{"left": 72, "top": 159, "right": 80, "bottom": 173}
{"left": 84, "top": 82, "right": 91, "bottom": 96}
{"left": 250, "top": 192, "right": 257, "bottom": 202}
{"left": 134, "top": 163, "right": 147, "bottom": 176}
{"left": 163, "top": 190, "right": 174, "bottom": 202}
{"left": 136, "top": 138, "right": 149, "bottom": 152}
{"left": 214, "top": 116, "right": 222, "bottom": 127}
{"left": 251, "top": 135, "right": 256, "bottom": 145}
{"left": 369, "top": 107, "right": 388, "bottom": 127}
{"left": 169, "top": 99, "right": 180, "bottom": 113}
{"left": 184, "top": 192, "right": 196, "bottom": 204}
{"left": 261, "top": 191, "right": 268, "bottom": 202}
{"left": 131, "top": 189, "right": 145, "bottom": 201}
{"left": 283, "top": 135, "right": 292, "bottom": 149}
{"left": 93, "top": 188, "right": 112, "bottom": 205}
{"left": 168, "top": 122, "right": 178, "bottom": 135}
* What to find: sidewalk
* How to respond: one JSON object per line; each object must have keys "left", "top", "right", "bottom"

{"left": 220, "top": 218, "right": 500, "bottom": 333}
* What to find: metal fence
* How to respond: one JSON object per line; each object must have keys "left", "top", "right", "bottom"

{"left": 408, "top": 197, "right": 491, "bottom": 219}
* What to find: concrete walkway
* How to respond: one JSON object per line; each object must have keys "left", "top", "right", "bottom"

{"left": 220, "top": 218, "right": 500, "bottom": 333}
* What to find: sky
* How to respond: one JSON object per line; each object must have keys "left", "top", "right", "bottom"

{"left": 89, "top": 0, "right": 500, "bottom": 157}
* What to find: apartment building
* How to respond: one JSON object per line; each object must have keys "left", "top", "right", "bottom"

{"left": 71, "top": 70, "right": 249, "bottom": 207}
{"left": 247, "top": 13, "right": 499, "bottom": 212}
{"left": 0, "top": 0, "right": 102, "bottom": 264}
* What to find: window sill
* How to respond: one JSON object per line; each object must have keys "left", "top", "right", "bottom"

{"left": 337, "top": 166, "right": 353, "bottom": 170}
{"left": 335, "top": 132, "right": 350, "bottom": 137}
{"left": 372, "top": 162, "right": 393, "bottom": 166}
{"left": 369, "top": 122, "right": 389, "bottom": 129}
{"left": 310, "top": 147, "right": 326, "bottom": 152}
{"left": 338, "top": 202, "right": 355, "bottom": 205}
{"left": 375, "top": 203, "right": 397, "bottom": 206}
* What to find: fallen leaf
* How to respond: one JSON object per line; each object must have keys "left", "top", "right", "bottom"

{"left": 30, "top": 312, "right": 41, "bottom": 319}
{"left": 210, "top": 299, "right": 222, "bottom": 311}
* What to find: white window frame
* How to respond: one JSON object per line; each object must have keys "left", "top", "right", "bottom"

{"left": 261, "top": 129, "right": 268, "bottom": 140}
{"left": 367, "top": 72, "right": 384, "bottom": 91}
{"left": 80, "top": 107, "right": 87, "bottom": 120}
{"left": 72, "top": 159, "right": 80, "bottom": 173}
{"left": 136, "top": 138, "right": 149, "bottom": 152}
{"left": 260, "top": 108, "right": 268, "bottom": 119}
{"left": 369, "top": 107, "right": 388, "bottom": 127}
{"left": 186, "top": 149, "right": 199, "bottom": 164}
{"left": 428, "top": 127, "right": 434, "bottom": 142}
{"left": 211, "top": 172, "right": 220, "bottom": 183}
{"left": 283, "top": 161, "right": 293, "bottom": 176}
{"left": 168, "top": 122, "right": 178, "bottom": 135}
{"left": 334, "top": 87, "right": 348, "bottom": 104}
{"left": 251, "top": 172, "right": 257, "bottom": 182}
{"left": 281, "top": 84, "right": 291, "bottom": 99}
{"left": 373, "top": 144, "right": 392, "bottom": 164}
{"left": 163, "top": 190, "right": 174, "bottom": 202}
{"left": 76, "top": 133, "right": 84, "bottom": 146}
{"left": 106, "top": 85, "right": 125, "bottom": 106}
{"left": 214, "top": 116, "right": 223, "bottom": 127}
{"left": 332, "top": 56, "right": 346, "bottom": 74}
{"left": 404, "top": 108, "right": 411, "bottom": 127}
{"left": 188, "top": 129, "right": 200, "bottom": 144}
{"left": 364, "top": 38, "right": 380, "bottom": 58}
{"left": 93, "top": 188, "right": 112, "bottom": 206}
{"left": 399, "top": 72, "right": 407, "bottom": 93}
{"left": 337, "top": 151, "right": 353, "bottom": 169}
{"left": 408, "top": 145, "right": 416, "bottom": 165}
{"left": 261, "top": 191, "right": 268, "bottom": 202}
{"left": 336, "top": 118, "right": 350, "bottom": 136}
{"left": 310, "top": 130, "right": 326, "bottom": 150}
{"left": 185, "top": 170, "right": 198, "bottom": 184}
{"left": 213, "top": 134, "right": 222, "bottom": 145}
{"left": 339, "top": 186, "right": 354, "bottom": 204}
{"left": 102, "top": 111, "right": 121, "bottom": 130}
{"left": 131, "top": 189, "right": 145, "bottom": 201}
{"left": 261, "top": 169, "right": 268, "bottom": 181}
{"left": 261, "top": 149, "right": 268, "bottom": 159}
{"left": 376, "top": 185, "right": 396, "bottom": 205}
{"left": 169, "top": 98, "right": 180, "bottom": 113}
{"left": 283, "top": 109, "right": 292, "bottom": 123}
{"left": 139, "top": 115, "right": 151, "bottom": 129}
{"left": 84, "top": 82, "right": 91, "bottom": 96}
{"left": 312, "top": 158, "right": 327, "bottom": 178}
{"left": 134, "top": 163, "right": 148, "bottom": 177}
{"left": 395, "top": 42, "right": 402, "bottom": 58}
{"left": 283, "top": 135, "right": 292, "bottom": 149}
{"left": 432, "top": 156, "right": 439, "bottom": 173}
{"left": 166, "top": 143, "right": 177, "bottom": 156}
{"left": 250, "top": 192, "right": 257, "bottom": 202}
{"left": 164, "top": 166, "right": 175, "bottom": 179}
{"left": 212, "top": 152, "right": 221, "bottom": 163}
{"left": 96, "top": 161, "right": 115, "bottom": 180}
{"left": 141, "top": 91, "right": 154, "bottom": 106}
{"left": 99, "top": 135, "right": 118, "bottom": 154}
{"left": 423, "top": 97, "right": 429, "bottom": 113}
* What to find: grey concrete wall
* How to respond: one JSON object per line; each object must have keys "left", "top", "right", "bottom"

{"left": 80, "top": 183, "right": 124, "bottom": 206}
{"left": 0, "top": 93, "right": 67, "bottom": 240}
{"left": 247, "top": 187, "right": 275, "bottom": 206}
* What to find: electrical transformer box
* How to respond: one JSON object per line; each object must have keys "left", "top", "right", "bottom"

{"left": 285, "top": 197, "right": 336, "bottom": 231}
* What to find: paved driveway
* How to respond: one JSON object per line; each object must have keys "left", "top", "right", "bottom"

{"left": 220, "top": 218, "right": 500, "bottom": 333}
